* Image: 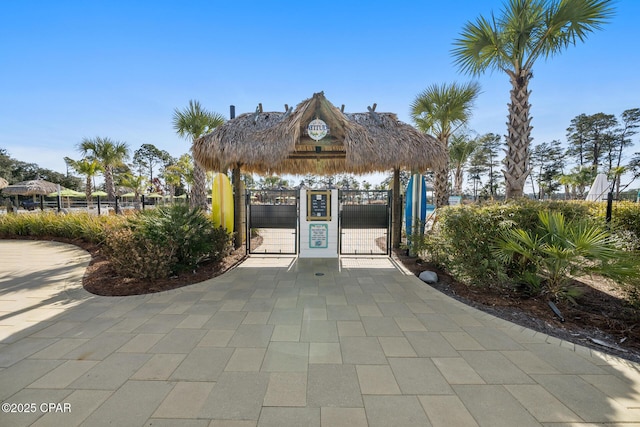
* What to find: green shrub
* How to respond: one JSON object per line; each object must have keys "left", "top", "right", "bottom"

{"left": 588, "top": 201, "right": 640, "bottom": 250}
{"left": 494, "top": 211, "right": 639, "bottom": 302}
{"left": 0, "top": 206, "right": 233, "bottom": 282}
{"left": 415, "top": 200, "right": 594, "bottom": 287}
{"left": 103, "top": 227, "right": 174, "bottom": 280}
{"left": 415, "top": 199, "right": 639, "bottom": 303}
{"left": 0, "top": 211, "right": 123, "bottom": 243}
{"left": 127, "top": 205, "right": 232, "bottom": 274}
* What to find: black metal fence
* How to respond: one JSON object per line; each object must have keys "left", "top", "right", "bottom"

{"left": 247, "top": 190, "right": 298, "bottom": 254}
{"left": 339, "top": 190, "right": 391, "bottom": 255}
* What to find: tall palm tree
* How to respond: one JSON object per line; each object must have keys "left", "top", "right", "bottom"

{"left": 411, "top": 82, "right": 480, "bottom": 207}
{"left": 67, "top": 158, "right": 102, "bottom": 203}
{"left": 172, "top": 100, "right": 225, "bottom": 209}
{"left": 449, "top": 134, "right": 479, "bottom": 196}
{"left": 452, "top": 0, "right": 614, "bottom": 198}
{"left": 77, "top": 137, "right": 129, "bottom": 201}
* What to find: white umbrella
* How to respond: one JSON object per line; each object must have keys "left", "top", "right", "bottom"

{"left": 585, "top": 173, "right": 611, "bottom": 202}
{"left": 0, "top": 177, "right": 8, "bottom": 190}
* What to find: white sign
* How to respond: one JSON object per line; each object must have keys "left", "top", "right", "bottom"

{"left": 309, "top": 224, "right": 328, "bottom": 248}
{"left": 307, "top": 119, "right": 329, "bottom": 141}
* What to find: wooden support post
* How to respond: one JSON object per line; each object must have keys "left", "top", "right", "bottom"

{"left": 229, "top": 105, "right": 244, "bottom": 249}
{"left": 392, "top": 167, "right": 402, "bottom": 249}
{"left": 232, "top": 164, "right": 244, "bottom": 249}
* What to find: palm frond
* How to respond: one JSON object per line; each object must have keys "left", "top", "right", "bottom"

{"left": 534, "top": 0, "right": 614, "bottom": 65}
{"left": 410, "top": 82, "right": 481, "bottom": 142}
{"left": 173, "top": 100, "right": 226, "bottom": 140}
{"left": 452, "top": 14, "right": 506, "bottom": 75}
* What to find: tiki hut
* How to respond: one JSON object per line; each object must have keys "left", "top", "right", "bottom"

{"left": 1, "top": 179, "right": 60, "bottom": 211}
{"left": 193, "top": 92, "right": 446, "bottom": 249}
{"left": 194, "top": 92, "right": 445, "bottom": 174}
{"left": 1, "top": 179, "right": 59, "bottom": 196}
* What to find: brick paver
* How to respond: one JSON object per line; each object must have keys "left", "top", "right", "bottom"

{"left": 1, "top": 240, "right": 640, "bottom": 426}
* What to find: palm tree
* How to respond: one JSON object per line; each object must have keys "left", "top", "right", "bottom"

{"left": 557, "top": 174, "right": 575, "bottom": 200}
{"left": 172, "top": 100, "right": 225, "bottom": 209}
{"left": 163, "top": 164, "right": 182, "bottom": 199}
{"left": 119, "top": 173, "right": 146, "bottom": 210}
{"left": 411, "top": 82, "right": 480, "bottom": 207}
{"left": 449, "top": 134, "right": 479, "bottom": 196}
{"left": 77, "top": 137, "right": 129, "bottom": 201}
{"left": 494, "top": 210, "right": 638, "bottom": 300}
{"left": 67, "top": 158, "right": 102, "bottom": 203}
{"left": 452, "top": 0, "right": 614, "bottom": 199}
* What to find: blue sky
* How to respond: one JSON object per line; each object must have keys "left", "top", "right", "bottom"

{"left": 1, "top": 0, "right": 638, "bottom": 185}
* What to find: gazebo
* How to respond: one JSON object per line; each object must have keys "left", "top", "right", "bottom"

{"left": 1, "top": 179, "right": 60, "bottom": 211}
{"left": 193, "top": 92, "right": 445, "bottom": 249}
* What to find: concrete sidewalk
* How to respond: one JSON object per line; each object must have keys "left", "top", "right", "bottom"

{"left": 0, "top": 240, "right": 639, "bottom": 426}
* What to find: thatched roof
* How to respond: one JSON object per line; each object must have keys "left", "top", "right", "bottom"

{"left": 1, "top": 179, "right": 59, "bottom": 196}
{"left": 194, "top": 92, "right": 445, "bottom": 175}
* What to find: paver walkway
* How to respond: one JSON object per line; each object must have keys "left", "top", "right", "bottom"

{"left": 1, "top": 240, "right": 639, "bottom": 427}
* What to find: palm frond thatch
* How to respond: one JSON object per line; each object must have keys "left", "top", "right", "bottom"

{"left": 193, "top": 92, "right": 445, "bottom": 175}
{"left": 1, "top": 179, "right": 59, "bottom": 196}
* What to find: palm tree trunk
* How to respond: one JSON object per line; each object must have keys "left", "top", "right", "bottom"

{"left": 434, "top": 158, "right": 450, "bottom": 207}
{"left": 504, "top": 70, "right": 533, "bottom": 199}
{"left": 191, "top": 155, "right": 208, "bottom": 209}
{"left": 104, "top": 167, "right": 116, "bottom": 201}
{"left": 453, "top": 165, "right": 463, "bottom": 196}
{"left": 85, "top": 175, "right": 92, "bottom": 207}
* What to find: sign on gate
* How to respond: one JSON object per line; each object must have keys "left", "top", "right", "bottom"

{"left": 309, "top": 224, "right": 328, "bottom": 248}
{"left": 307, "top": 190, "right": 331, "bottom": 221}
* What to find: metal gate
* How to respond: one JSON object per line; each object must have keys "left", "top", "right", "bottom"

{"left": 247, "top": 190, "right": 298, "bottom": 254}
{"left": 339, "top": 190, "right": 391, "bottom": 255}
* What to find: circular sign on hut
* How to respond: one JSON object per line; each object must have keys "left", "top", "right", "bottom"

{"left": 307, "top": 119, "right": 329, "bottom": 141}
